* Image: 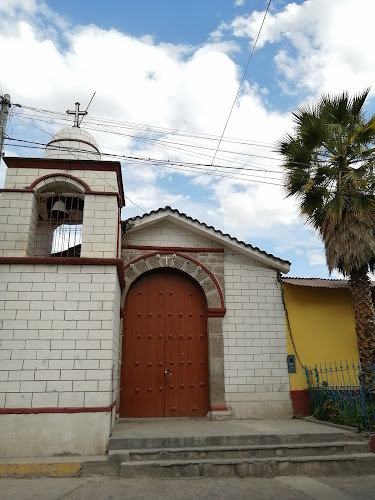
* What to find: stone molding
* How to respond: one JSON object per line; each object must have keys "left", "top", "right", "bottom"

{"left": 123, "top": 251, "right": 225, "bottom": 314}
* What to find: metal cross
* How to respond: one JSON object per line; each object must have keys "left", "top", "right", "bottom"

{"left": 66, "top": 102, "right": 87, "bottom": 127}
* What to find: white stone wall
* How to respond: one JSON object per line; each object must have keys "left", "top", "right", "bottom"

{"left": 112, "top": 279, "right": 121, "bottom": 424}
{"left": 223, "top": 250, "right": 292, "bottom": 418}
{"left": 0, "top": 192, "right": 35, "bottom": 257}
{"left": 4, "top": 168, "right": 118, "bottom": 193}
{"left": 126, "top": 220, "right": 220, "bottom": 248}
{"left": 81, "top": 195, "right": 119, "bottom": 258}
{"left": 0, "top": 264, "right": 120, "bottom": 410}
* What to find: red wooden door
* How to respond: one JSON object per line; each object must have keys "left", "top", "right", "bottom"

{"left": 121, "top": 269, "right": 209, "bottom": 418}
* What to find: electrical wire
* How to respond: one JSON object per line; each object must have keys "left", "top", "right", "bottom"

{"left": 211, "top": 0, "right": 272, "bottom": 166}
{"left": 11, "top": 110, "right": 283, "bottom": 166}
{"left": 14, "top": 104, "right": 276, "bottom": 148}
{"left": 4, "top": 141, "right": 285, "bottom": 186}
{"left": 11, "top": 111, "right": 337, "bottom": 172}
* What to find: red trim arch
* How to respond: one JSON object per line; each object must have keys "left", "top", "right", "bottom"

{"left": 124, "top": 251, "right": 226, "bottom": 315}
{"left": 29, "top": 173, "right": 91, "bottom": 192}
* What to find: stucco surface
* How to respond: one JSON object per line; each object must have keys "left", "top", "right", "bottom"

{"left": 283, "top": 284, "right": 359, "bottom": 391}
{"left": 0, "top": 413, "right": 111, "bottom": 458}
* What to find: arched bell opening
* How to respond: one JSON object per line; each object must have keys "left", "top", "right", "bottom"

{"left": 31, "top": 175, "right": 86, "bottom": 257}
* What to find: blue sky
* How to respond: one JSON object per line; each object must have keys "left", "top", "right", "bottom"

{"left": 1, "top": 0, "right": 374, "bottom": 278}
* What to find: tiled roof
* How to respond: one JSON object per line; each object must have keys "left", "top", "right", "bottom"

{"left": 123, "top": 206, "right": 291, "bottom": 267}
{"left": 282, "top": 277, "right": 375, "bottom": 288}
{"left": 282, "top": 277, "right": 349, "bottom": 288}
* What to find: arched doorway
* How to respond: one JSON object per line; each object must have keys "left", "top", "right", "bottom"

{"left": 120, "top": 269, "right": 209, "bottom": 417}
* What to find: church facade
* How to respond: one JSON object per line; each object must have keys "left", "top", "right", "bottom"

{"left": 0, "top": 114, "right": 292, "bottom": 458}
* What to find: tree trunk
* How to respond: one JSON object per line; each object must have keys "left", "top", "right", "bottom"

{"left": 349, "top": 265, "right": 375, "bottom": 386}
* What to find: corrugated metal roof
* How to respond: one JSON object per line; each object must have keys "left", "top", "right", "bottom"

{"left": 123, "top": 206, "right": 291, "bottom": 267}
{"left": 282, "top": 277, "right": 375, "bottom": 288}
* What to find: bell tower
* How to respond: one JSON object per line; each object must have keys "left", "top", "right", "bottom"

{"left": 0, "top": 103, "right": 125, "bottom": 458}
{"left": 0, "top": 102, "right": 124, "bottom": 259}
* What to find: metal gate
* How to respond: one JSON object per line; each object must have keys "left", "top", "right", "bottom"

{"left": 120, "top": 269, "right": 209, "bottom": 417}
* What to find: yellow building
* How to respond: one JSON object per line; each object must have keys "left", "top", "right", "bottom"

{"left": 281, "top": 278, "right": 360, "bottom": 415}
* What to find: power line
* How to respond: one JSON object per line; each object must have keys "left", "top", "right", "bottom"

{"left": 6, "top": 134, "right": 349, "bottom": 177}
{"left": 12, "top": 110, "right": 282, "bottom": 164}
{"left": 78, "top": 91, "right": 96, "bottom": 127}
{"left": 5, "top": 140, "right": 284, "bottom": 186}
{"left": 211, "top": 0, "right": 272, "bottom": 166}
{"left": 14, "top": 104, "right": 275, "bottom": 148}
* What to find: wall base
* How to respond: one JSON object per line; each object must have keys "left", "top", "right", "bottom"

{"left": 211, "top": 410, "right": 232, "bottom": 421}
{"left": 290, "top": 390, "right": 311, "bottom": 417}
{"left": 0, "top": 412, "right": 112, "bottom": 458}
{"left": 228, "top": 401, "right": 293, "bottom": 420}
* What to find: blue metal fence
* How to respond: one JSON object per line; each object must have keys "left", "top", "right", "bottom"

{"left": 305, "top": 360, "right": 375, "bottom": 433}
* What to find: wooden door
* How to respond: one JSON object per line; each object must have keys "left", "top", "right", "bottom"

{"left": 120, "top": 269, "right": 209, "bottom": 417}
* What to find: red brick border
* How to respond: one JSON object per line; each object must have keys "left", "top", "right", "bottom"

{"left": 123, "top": 245, "right": 224, "bottom": 253}
{"left": 0, "top": 401, "right": 116, "bottom": 414}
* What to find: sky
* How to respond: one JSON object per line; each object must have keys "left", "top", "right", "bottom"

{"left": 1, "top": 0, "right": 375, "bottom": 278}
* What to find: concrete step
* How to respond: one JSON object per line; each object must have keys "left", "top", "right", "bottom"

{"left": 109, "top": 431, "right": 359, "bottom": 451}
{"left": 109, "top": 441, "right": 369, "bottom": 462}
{"left": 120, "top": 453, "right": 375, "bottom": 478}
{"left": 80, "top": 459, "right": 119, "bottom": 476}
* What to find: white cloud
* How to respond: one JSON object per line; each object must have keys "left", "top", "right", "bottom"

{"left": 226, "top": 0, "right": 375, "bottom": 100}
{"left": 0, "top": 4, "right": 300, "bottom": 242}
{"left": 307, "top": 250, "right": 326, "bottom": 266}
{"left": 234, "top": 0, "right": 245, "bottom": 6}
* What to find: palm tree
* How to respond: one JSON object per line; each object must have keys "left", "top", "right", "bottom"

{"left": 278, "top": 89, "right": 375, "bottom": 382}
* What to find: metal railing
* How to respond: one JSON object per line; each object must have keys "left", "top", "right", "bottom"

{"left": 305, "top": 360, "right": 375, "bottom": 433}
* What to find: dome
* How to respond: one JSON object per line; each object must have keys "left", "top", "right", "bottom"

{"left": 45, "top": 126, "right": 101, "bottom": 161}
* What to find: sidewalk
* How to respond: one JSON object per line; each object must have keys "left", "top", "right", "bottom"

{"left": 2, "top": 474, "right": 375, "bottom": 499}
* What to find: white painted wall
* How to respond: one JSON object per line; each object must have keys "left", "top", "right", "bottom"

{"left": 126, "top": 220, "right": 220, "bottom": 248}
{"left": 223, "top": 250, "right": 292, "bottom": 418}
{"left": 0, "top": 264, "right": 120, "bottom": 410}
{"left": 81, "top": 195, "right": 119, "bottom": 258}
{"left": 0, "top": 191, "right": 35, "bottom": 257}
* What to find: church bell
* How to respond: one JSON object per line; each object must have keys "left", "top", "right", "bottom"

{"left": 50, "top": 200, "right": 69, "bottom": 222}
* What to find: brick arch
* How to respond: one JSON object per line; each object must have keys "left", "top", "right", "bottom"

{"left": 30, "top": 173, "right": 91, "bottom": 193}
{"left": 123, "top": 251, "right": 225, "bottom": 317}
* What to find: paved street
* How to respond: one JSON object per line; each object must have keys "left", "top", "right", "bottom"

{"left": 1, "top": 475, "right": 375, "bottom": 500}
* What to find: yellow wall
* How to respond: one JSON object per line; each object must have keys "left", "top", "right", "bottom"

{"left": 282, "top": 283, "right": 359, "bottom": 390}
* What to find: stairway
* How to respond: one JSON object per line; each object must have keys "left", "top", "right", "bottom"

{"left": 107, "top": 423, "right": 375, "bottom": 478}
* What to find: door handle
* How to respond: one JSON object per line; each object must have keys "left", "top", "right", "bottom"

{"left": 164, "top": 369, "right": 168, "bottom": 374}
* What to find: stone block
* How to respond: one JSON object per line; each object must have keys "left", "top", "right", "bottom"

{"left": 5, "top": 392, "right": 32, "bottom": 408}
{"left": 208, "top": 318, "right": 222, "bottom": 335}
{"left": 209, "top": 357, "right": 225, "bottom": 379}
{"left": 209, "top": 378, "right": 226, "bottom": 406}
{"left": 58, "top": 392, "right": 84, "bottom": 407}
{"left": 32, "top": 392, "right": 59, "bottom": 408}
